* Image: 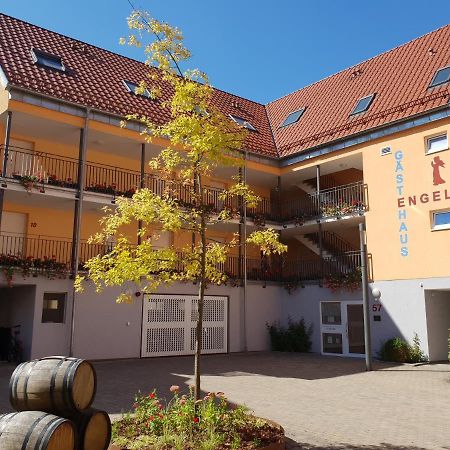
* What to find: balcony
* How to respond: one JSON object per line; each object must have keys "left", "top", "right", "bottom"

{"left": 0, "top": 234, "right": 370, "bottom": 285}
{"left": 0, "top": 145, "right": 367, "bottom": 223}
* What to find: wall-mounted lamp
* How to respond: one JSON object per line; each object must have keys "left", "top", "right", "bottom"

{"left": 371, "top": 287, "right": 381, "bottom": 300}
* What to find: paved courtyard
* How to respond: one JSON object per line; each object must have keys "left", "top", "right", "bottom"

{"left": 1, "top": 352, "right": 450, "bottom": 449}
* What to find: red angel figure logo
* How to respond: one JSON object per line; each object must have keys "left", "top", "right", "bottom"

{"left": 431, "top": 155, "right": 446, "bottom": 185}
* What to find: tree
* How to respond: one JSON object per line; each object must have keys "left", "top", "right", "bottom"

{"left": 75, "top": 10, "right": 287, "bottom": 400}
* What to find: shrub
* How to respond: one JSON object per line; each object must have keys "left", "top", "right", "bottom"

{"left": 112, "top": 387, "right": 283, "bottom": 449}
{"left": 267, "top": 317, "right": 313, "bottom": 352}
{"left": 379, "top": 333, "right": 427, "bottom": 363}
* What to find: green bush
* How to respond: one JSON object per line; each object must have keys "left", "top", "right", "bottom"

{"left": 267, "top": 318, "right": 313, "bottom": 352}
{"left": 379, "top": 333, "right": 427, "bottom": 363}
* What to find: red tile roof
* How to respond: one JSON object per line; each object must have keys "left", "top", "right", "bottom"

{"left": 0, "top": 14, "right": 277, "bottom": 157}
{"left": 1, "top": 14, "right": 449, "bottom": 160}
{"left": 267, "top": 25, "right": 450, "bottom": 157}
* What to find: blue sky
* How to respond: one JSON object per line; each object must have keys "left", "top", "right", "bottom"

{"left": 2, "top": 1, "right": 449, "bottom": 104}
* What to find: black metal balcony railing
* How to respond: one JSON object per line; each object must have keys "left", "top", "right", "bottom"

{"left": 0, "top": 233, "right": 370, "bottom": 285}
{"left": 1, "top": 146, "right": 367, "bottom": 222}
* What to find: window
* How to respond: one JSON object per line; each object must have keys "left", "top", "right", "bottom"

{"left": 42, "top": 293, "right": 66, "bottom": 323}
{"left": 426, "top": 133, "right": 448, "bottom": 154}
{"left": 123, "top": 80, "right": 152, "bottom": 98}
{"left": 229, "top": 115, "right": 257, "bottom": 131}
{"left": 350, "top": 94, "right": 375, "bottom": 115}
{"left": 31, "top": 48, "right": 65, "bottom": 71}
{"left": 429, "top": 66, "right": 450, "bottom": 88}
{"left": 280, "top": 108, "right": 306, "bottom": 127}
{"left": 432, "top": 210, "right": 450, "bottom": 231}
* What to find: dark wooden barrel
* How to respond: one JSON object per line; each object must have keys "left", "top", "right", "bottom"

{"left": 0, "top": 411, "right": 76, "bottom": 450}
{"left": 69, "top": 408, "right": 111, "bottom": 450}
{"left": 9, "top": 356, "right": 96, "bottom": 415}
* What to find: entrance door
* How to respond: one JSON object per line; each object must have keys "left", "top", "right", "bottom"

{"left": 141, "top": 294, "right": 228, "bottom": 357}
{"left": 0, "top": 211, "right": 27, "bottom": 256}
{"left": 320, "top": 301, "right": 365, "bottom": 356}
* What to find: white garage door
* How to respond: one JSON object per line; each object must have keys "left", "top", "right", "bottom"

{"left": 141, "top": 294, "right": 228, "bottom": 357}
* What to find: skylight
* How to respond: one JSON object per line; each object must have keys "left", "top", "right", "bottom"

{"left": 280, "top": 108, "right": 306, "bottom": 127}
{"left": 31, "top": 48, "right": 65, "bottom": 71}
{"left": 429, "top": 66, "right": 450, "bottom": 88}
{"left": 350, "top": 94, "right": 375, "bottom": 115}
{"left": 123, "top": 80, "right": 152, "bottom": 98}
{"left": 229, "top": 115, "right": 257, "bottom": 131}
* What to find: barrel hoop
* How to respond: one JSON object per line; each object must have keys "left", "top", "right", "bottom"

{"left": 22, "top": 360, "right": 39, "bottom": 411}
{"left": 62, "top": 358, "right": 79, "bottom": 412}
{"left": 49, "top": 358, "right": 66, "bottom": 413}
{"left": 35, "top": 416, "right": 66, "bottom": 450}
{"left": 9, "top": 362, "right": 26, "bottom": 410}
{"left": 0, "top": 412, "right": 18, "bottom": 436}
{"left": 21, "top": 413, "right": 51, "bottom": 450}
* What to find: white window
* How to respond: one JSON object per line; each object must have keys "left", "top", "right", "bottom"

{"left": 432, "top": 210, "right": 450, "bottom": 231}
{"left": 426, "top": 134, "right": 448, "bottom": 154}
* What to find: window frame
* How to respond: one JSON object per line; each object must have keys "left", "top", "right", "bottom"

{"left": 429, "top": 66, "right": 450, "bottom": 88}
{"left": 31, "top": 48, "right": 65, "bottom": 72}
{"left": 42, "top": 292, "right": 67, "bottom": 324}
{"left": 425, "top": 133, "right": 448, "bottom": 155}
{"left": 280, "top": 108, "right": 306, "bottom": 128}
{"left": 431, "top": 210, "right": 450, "bottom": 231}
{"left": 229, "top": 114, "right": 257, "bottom": 131}
{"left": 350, "top": 94, "right": 375, "bottom": 116}
{"left": 123, "top": 80, "right": 152, "bottom": 99}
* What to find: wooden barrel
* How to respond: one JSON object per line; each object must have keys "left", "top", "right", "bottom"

{"left": 9, "top": 356, "right": 96, "bottom": 415}
{"left": 70, "top": 408, "right": 111, "bottom": 450}
{"left": 0, "top": 411, "right": 76, "bottom": 450}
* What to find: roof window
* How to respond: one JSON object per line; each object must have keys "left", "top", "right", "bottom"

{"left": 31, "top": 48, "right": 65, "bottom": 71}
{"left": 229, "top": 115, "right": 257, "bottom": 131}
{"left": 280, "top": 108, "right": 306, "bottom": 127}
{"left": 123, "top": 80, "right": 152, "bottom": 98}
{"left": 350, "top": 94, "right": 375, "bottom": 115}
{"left": 429, "top": 66, "right": 450, "bottom": 88}
{"left": 230, "top": 114, "right": 256, "bottom": 131}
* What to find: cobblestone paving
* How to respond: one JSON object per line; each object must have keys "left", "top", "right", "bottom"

{"left": 1, "top": 353, "right": 450, "bottom": 449}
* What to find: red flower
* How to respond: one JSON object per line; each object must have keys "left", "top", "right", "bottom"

{"left": 149, "top": 392, "right": 155, "bottom": 399}
{"left": 193, "top": 417, "right": 199, "bottom": 423}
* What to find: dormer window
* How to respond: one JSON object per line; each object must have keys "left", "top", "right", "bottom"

{"left": 280, "top": 108, "right": 306, "bottom": 127}
{"left": 123, "top": 80, "right": 152, "bottom": 98}
{"left": 429, "top": 66, "right": 450, "bottom": 88}
{"left": 229, "top": 115, "right": 257, "bottom": 131}
{"left": 31, "top": 48, "right": 65, "bottom": 71}
{"left": 350, "top": 94, "right": 375, "bottom": 115}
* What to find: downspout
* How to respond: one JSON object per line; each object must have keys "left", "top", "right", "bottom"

{"left": 69, "top": 108, "right": 90, "bottom": 357}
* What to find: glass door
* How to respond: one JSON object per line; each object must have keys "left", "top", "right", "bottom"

{"left": 320, "top": 301, "right": 365, "bottom": 356}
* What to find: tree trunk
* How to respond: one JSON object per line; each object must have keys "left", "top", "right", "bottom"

{"left": 194, "top": 171, "right": 206, "bottom": 401}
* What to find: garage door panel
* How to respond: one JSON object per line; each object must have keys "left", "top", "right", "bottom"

{"left": 142, "top": 294, "right": 228, "bottom": 357}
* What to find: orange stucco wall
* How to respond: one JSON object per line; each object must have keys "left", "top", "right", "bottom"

{"left": 363, "top": 117, "right": 450, "bottom": 281}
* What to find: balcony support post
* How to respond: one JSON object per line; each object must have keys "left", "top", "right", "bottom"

{"left": 71, "top": 113, "right": 89, "bottom": 277}
{"left": 138, "top": 143, "right": 145, "bottom": 245}
{"left": 0, "top": 111, "right": 12, "bottom": 227}
{"left": 242, "top": 151, "right": 248, "bottom": 352}
{"left": 316, "top": 165, "right": 324, "bottom": 280}
{"left": 238, "top": 167, "right": 243, "bottom": 279}
{"left": 1, "top": 111, "right": 12, "bottom": 178}
{"left": 359, "top": 222, "right": 373, "bottom": 371}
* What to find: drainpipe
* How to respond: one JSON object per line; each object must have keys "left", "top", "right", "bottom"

{"left": 238, "top": 167, "right": 243, "bottom": 279}
{"left": 138, "top": 143, "right": 145, "bottom": 245}
{"left": 243, "top": 150, "right": 248, "bottom": 352}
{"left": 0, "top": 111, "right": 12, "bottom": 227}
{"left": 359, "top": 222, "right": 373, "bottom": 371}
{"left": 69, "top": 108, "right": 90, "bottom": 357}
{"left": 316, "top": 165, "right": 324, "bottom": 280}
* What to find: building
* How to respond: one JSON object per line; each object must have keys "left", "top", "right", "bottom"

{"left": 0, "top": 13, "right": 449, "bottom": 362}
